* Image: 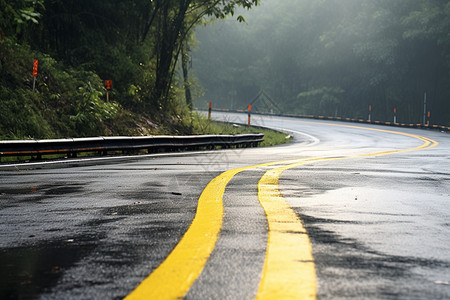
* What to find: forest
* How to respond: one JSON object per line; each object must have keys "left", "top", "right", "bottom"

{"left": 193, "top": 0, "right": 450, "bottom": 126}
{"left": 0, "top": 0, "right": 258, "bottom": 139}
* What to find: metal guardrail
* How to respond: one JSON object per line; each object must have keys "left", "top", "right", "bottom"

{"left": 206, "top": 108, "right": 450, "bottom": 133}
{"left": 0, "top": 134, "right": 264, "bottom": 160}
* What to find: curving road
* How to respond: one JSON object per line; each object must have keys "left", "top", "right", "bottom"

{"left": 0, "top": 112, "right": 449, "bottom": 299}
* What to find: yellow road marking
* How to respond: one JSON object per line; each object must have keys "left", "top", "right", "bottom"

{"left": 125, "top": 168, "right": 240, "bottom": 300}
{"left": 125, "top": 163, "right": 299, "bottom": 300}
{"left": 125, "top": 122, "right": 438, "bottom": 300}
{"left": 257, "top": 166, "right": 316, "bottom": 299}
{"left": 256, "top": 129, "right": 438, "bottom": 299}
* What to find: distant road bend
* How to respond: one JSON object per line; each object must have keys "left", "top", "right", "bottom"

{"left": 0, "top": 112, "right": 449, "bottom": 299}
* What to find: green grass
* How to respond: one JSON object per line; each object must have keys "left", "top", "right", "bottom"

{"left": 191, "top": 116, "right": 292, "bottom": 147}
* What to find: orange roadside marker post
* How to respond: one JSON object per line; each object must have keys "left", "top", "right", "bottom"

{"left": 32, "top": 59, "right": 38, "bottom": 92}
{"left": 104, "top": 80, "right": 112, "bottom": 102}
{"left": 208, "top": 101, "right": 212, "bottom": 120}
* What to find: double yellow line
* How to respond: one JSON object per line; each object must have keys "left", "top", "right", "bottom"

{"left": 125, "top": 124, "right": 438, "bottom": 300}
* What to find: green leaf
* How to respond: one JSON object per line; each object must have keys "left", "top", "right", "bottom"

{"left": 237, "top": 15, "right": 246, "bottom": 23}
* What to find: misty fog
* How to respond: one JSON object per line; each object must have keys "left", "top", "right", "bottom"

{"left": 192, "top": 0, "right": 450, "bottom": 126}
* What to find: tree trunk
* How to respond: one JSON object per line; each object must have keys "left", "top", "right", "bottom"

{"left": 152, "top": 1, "right": 190, "bottom": 110}
{"left": 181, "top": 42, "right": 192, "bottom": 109}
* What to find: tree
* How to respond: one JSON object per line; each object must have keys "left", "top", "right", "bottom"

{"left": 144, "top": 0, "right": 259, "bottom": 111}
{"left": 0, "top": 0, "right": 44, "bottom": 39}
{"left": 29, "top": 0, "right": 258, "bottom": 113}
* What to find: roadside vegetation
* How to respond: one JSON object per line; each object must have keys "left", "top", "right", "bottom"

{"left": 0, "top": 117, "right": 290, "bottom": 163}
{"left": 192, "top": 117, "right": 291, "bottom": 147}
{"left": 0, "top": 0, "right": 259, "bottom": 140}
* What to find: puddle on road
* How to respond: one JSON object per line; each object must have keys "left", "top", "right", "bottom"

{"left": 0, "top": 183, "right": 84, "bottom": 195}
{"left": 43, "top": 184, "right": 84, "bottom": 196}
{"left": 0, "top": 183, "right": 86, "bottom": 208}
{"left": 0, "top": 235, "right": 98, "bottom": 299}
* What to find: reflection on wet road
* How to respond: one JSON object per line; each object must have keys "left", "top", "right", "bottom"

{"left": 0, "top": 113, "right": 449, "bottom": 299}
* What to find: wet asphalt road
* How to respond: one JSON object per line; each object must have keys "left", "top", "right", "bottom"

{"left": 0, "top": 112, "right": 449, "bottom": 299}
